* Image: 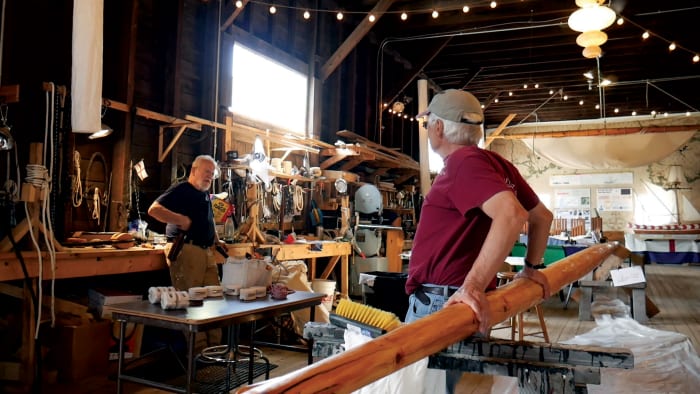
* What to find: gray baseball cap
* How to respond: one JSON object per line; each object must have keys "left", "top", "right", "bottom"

{"left": 417, "top": 89, "right": 484, "bottom": 125}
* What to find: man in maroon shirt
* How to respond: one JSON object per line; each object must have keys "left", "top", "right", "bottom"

{"left": 405, "top": 89, "right": 553, "bottom": 393}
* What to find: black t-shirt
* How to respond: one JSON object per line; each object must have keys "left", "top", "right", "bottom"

{"left": 156, "top": 181, "right": 215, "bottom": 247}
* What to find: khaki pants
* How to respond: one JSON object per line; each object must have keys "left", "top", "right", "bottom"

{"left": 164, "top": 242, "right": 222, "bottom": 352}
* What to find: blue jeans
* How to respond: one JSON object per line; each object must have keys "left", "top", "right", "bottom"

{"left": 404, "top": 288, "right": 461, "bottom": 394}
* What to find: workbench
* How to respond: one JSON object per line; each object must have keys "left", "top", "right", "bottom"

{"left": 0, "top": 240, "right": 349, "bottom": 389}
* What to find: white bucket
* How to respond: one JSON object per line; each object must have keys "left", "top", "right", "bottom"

{"left": 312, "top": 279, "right": 336, "bottom": 312}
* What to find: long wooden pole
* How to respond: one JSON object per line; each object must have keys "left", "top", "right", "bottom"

{"left": 237, "top": 242, "right": 621, "bottom": 394}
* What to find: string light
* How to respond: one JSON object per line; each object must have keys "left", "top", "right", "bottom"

{"left": 235, "top": 0, "right": 243, "bottom": 8}
{"left": 368, "top": 13, "right": 376, "bottom": 23}
{"left": 431, "top": 10, "right": 439, "bottom": 19}
{"left": 336, "top": 11, "right": 343, "bottom": 20}
{"left": 463, "top": 6, "right": 470, "bottom": 13}
{"left": 269, "top": 5, "right": 276, "bottom": 14}
{"left": 400, "top": 12, "right": 408, "bottom": 21}
{"left": 303, "top": 10, "right": 310, "bottom": 19}
{"left": 490, "top": 1, "right": 497, "bottom": 9}
{"left": 622, "top": 16, "right": 698, "bottom": 64}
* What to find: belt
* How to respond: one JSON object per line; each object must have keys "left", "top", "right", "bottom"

{"left": 420, "top": 285, "right": 459, "bottom": 297}
{"left": 185, "top": 239, "right": 211, "bottom": 249}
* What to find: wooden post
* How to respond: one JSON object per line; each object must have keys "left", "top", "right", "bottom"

{"left": 236, "top": 242, "right": 621, "bottom": 394}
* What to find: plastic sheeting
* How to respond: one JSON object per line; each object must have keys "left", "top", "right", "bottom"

{"left": 561, "top": 297, "right": 700, "bottom": 393}
{"left": 523, "top": 131, "right": 696, "bottom": 169}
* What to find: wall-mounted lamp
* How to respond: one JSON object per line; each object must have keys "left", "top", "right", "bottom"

{"left": 0, "top": 125, "right": 13, "bottom": 151}
{"left": 88, "top": 124, "right": 113, "bottom": 140}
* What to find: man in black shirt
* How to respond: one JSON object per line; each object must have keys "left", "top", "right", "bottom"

{"left": 149, "top": 154, "right": 223, "bottom": 349}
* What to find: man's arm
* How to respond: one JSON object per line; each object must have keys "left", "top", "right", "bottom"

{"left": 445, "top": 190, "right": 528, "bottom": 333}
{"left": 148, "top": 201, "right": 191, "bottom": 230}
{"left": 514, "top": 202, "right": 554, "bottom": 298}
{"left": 523, "top": 202, "right": 554, "bottom": 267}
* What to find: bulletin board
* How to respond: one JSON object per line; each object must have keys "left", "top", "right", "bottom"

{"left": 554, "top": 188, "right": 591, "bottom": 219}
{"left": 597, "top": 188, "right": 633, "bottom": 211}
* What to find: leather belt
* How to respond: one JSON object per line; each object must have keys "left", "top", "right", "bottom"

{"left": 167, "top": 237, "right": 211, "bottom": 249}
{"left": 414, "top": 285, "right": 459, "bottom": 305}
{"left": 420, "top": 285, "right": 459, "bottom": 297}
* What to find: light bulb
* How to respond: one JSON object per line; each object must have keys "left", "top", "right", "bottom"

{"left": 269, "top": 5, "right": 276, "bottom": 14}
{"left": 616, "top": 17, "right": 623, "bottom": 25}
{"left": 595, "top": 104, "right": 600, "bottom": 109}
{"left": 368, "top": 13, "right": 376, "bottom": 22}
{"left": 303, "top": 10, "right": 310, "bottom": 19}
{"left": 614, "top": 108, "right": 619, "bottom": 113}
{"left": 490, "top": 1, "right": 497, "bottom": 8}
{"left": 642, "top": 31, "right": 650, "bottom": 40}
{"left": 669, "top": 42, "right": 676, "bottom": 51}
{"left": 336, "top": 12, "right": 343, "bottom": 20}
{"left": 400, "top": 12, "right": 407, "bottom": 21}
{"left": 463, "top": 5, "right": 470, "bottom": 13}
{"left": 632, "top": 111, "right": 637, "bottom": 116}
{"left": 579, "top": 100, "right": 584, "bottom": 105}
{"left": 235, "top": 0, "right": 243, "bottom": 8}
{"left": 432, "top": 10, "right": 439, "bottom": 18}
{"left": 693, "top": 54, "right": 700, "bottom": 63}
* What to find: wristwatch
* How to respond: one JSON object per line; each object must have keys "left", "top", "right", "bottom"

{"left": 524, "top": 259, "right": 546, "bottom": 269}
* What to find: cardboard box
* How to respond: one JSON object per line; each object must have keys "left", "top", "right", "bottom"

{"left": 108, "top": 321, "right": 144, "bottom": 361}
{"left": 52, "top": 320, "right": 111, "bottom": 382}
{"left": 88, "top": 288, "right": 142, "bottom": 319}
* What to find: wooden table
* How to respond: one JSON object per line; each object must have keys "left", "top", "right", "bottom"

{"left": 107, "top": 291, "right": 323, "bottom": 394}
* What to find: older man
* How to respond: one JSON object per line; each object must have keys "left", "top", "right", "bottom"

{"left": 404, "top": 89, "right": 553, "bottom": 393}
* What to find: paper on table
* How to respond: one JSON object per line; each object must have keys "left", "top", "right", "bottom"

{"left": 610, "top": 265, "right": 646, "bottom": 287}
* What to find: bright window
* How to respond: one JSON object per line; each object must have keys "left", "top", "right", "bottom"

{"left": 229, "top": 43, "right": 308, "bottom": 135}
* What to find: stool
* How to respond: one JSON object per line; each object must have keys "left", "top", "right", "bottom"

{"left": 493, "top": 271, "right": 550, "bottom": 342}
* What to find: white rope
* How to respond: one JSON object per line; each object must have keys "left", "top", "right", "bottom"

{"left": 91, "top": 187, "right": 101, "bottom": 223}
{"left": 71, "top": 151, "right": 83, "bottom": 207}
{"left": 293, "top": 185, "right": 304, "bottom": 214}
{"left": 271, "top": 182, "right": 281, "bottom": 212}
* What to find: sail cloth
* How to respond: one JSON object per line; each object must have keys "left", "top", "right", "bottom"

{"left": 492, "top": 114, "right": 700, "bottom": 170}
{"left": 523, "top": 131, "right": 696, "bottom": 169}
{"left": 71, "top": 0, "right": 104, "bottom": 134}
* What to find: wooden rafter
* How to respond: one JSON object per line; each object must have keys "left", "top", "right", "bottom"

{"left": 484, "top": 113, "right": 516, "bottom": 148}
{"left": 320, "top": 0, "right": 397, "bottom": 82}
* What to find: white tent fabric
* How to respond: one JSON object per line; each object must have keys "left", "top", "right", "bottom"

{"left": 71, "top": 0, "right": 103, "bottom": 134}
{"left": 522, "top": 131, "right": 696, "bottom": 169}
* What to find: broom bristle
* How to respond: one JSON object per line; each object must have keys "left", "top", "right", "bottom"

{"left": 335, "top": 298, "right": 402, "bottom": 332}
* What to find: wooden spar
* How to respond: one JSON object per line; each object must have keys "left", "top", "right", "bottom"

{"left": 237, "top": 242, "right": 621, "bottom": 394}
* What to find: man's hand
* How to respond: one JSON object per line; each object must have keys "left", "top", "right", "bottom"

{"left": 444, "top": 281, "right": 491, "bottom": 335}
{"left": 515, "top": 266, "right": 551, "bottom": 299}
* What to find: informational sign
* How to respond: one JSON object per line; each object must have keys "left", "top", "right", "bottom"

{"left": 597, "top": 188, "right": 633, "bottom": 211}
{"left": 610, "top": 265, "right": 646, "bottom": 286}
{"left": 554, "top": 189, "right": 591, "bottom": 209}
{"left": 550, "top": 172, "right": 633, "bottom": 186}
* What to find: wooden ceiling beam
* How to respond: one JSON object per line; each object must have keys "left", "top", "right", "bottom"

{"left": 495, "top": 125, "right": 700, "bottom": 140}
{"left": 320, "top": 0, "right": 397, "bottom": 82}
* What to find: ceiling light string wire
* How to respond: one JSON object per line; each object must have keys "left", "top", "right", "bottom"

{"left": 375, "top": 19, "right": 566, "bottom": 135}
{"left": 617, "top": 14, "right": 700, "bottom": 60}
{"left": 646, "top": 82, "right": 700, "bottom": 113}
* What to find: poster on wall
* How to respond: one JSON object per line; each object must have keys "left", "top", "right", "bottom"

{"left": 554, "top": 189, "right": 591, "bottom": 222}
{"left": 597, "top": 188, "right": 633, "bottom": 211}
{"left": 555, "top": 189, "right": 591, "bottom": 209}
